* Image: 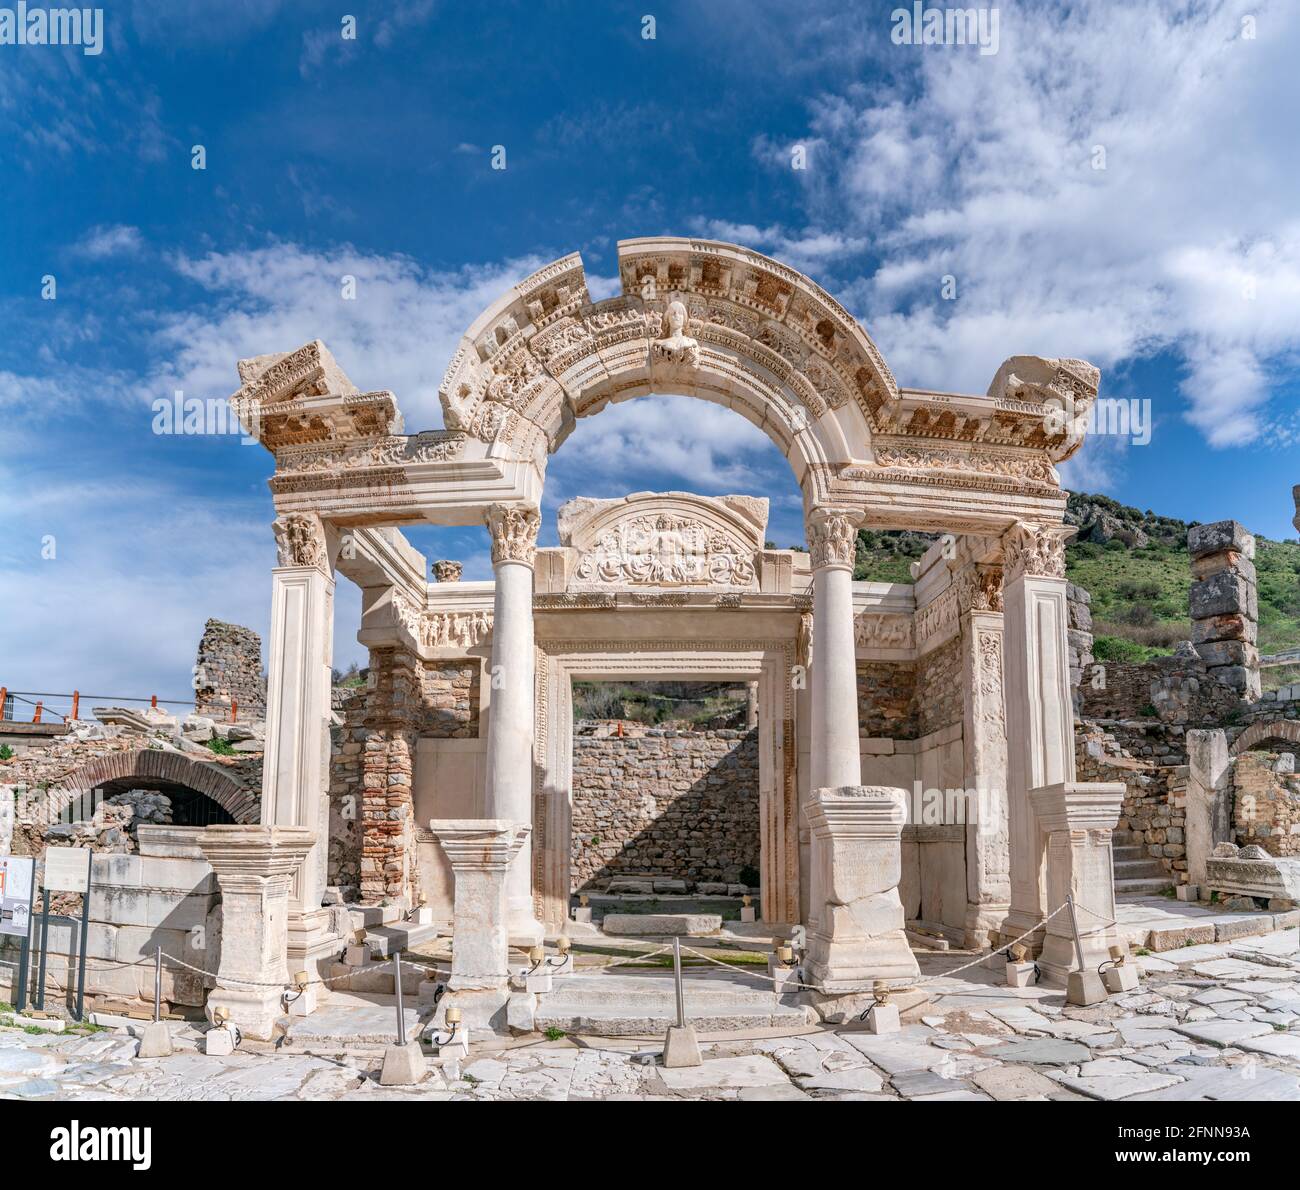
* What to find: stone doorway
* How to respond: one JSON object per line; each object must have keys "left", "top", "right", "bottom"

{"left": 533, "top": 643, "right": 798, "bottom": 931}
{"left": 568, "top": 680, "right": 762, "bottom": 921}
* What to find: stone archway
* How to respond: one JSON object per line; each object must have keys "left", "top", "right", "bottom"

{"left": 49, "top": 750, "right": 260, "bottom": 824}
{"left": 1231, "top": 718, "right": 1300, "bottom": 756}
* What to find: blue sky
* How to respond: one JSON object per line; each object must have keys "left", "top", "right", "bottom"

{"left": 2, "top": 0, "right": 1299, "bottom": 707}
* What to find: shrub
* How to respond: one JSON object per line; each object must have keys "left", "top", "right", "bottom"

{"left": 206, "top": 737, "right": 236, "bottom": 756}
{"left": 1092, "top": 635, "right": 1149, "bottom": 663}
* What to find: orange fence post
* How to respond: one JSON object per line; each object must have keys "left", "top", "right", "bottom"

{"left": 0, "top": 687, "right": 7, "bottom": 721}
{"left": 33, "top": 701, "right": 43, "bottom": 724}
{"left": 70, "top": 690, "right": 79, "bottom": 721}
{"left": 230, "top": 699, "right": 238, "bottom": 723}
{"left": 151, "top": 695, "right": 158, "bottom": 709}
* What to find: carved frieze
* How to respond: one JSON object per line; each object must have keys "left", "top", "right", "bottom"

{"left": 421, "top": 609, "right": 493, "bottom": 649}
{"left": 853, "top": 613, "right": 915, "bottom": 650}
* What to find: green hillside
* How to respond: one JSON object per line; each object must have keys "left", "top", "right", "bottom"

{"left": 852, "top": 492, "right": 1300, "bottom": 668}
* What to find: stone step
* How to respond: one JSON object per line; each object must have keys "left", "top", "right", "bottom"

{"left": 363, "top": 920, "right": 443, "bottom": 958}
{"left": 533, "top": 972, "right": 810, "bottom": 1036}
{"left": 1115, "top": 877, "right": 1175, "bottom": 896}
{"left": 1113, "top": 846, "right": 1147, "bottom": 863}
{"left": 601, "top": 914, "right": 722, "bottom": 937}
{"left": 1114, "top": 859, "right": 1167, "bottom": 879}
{"left": 1112, "top": 831, "right": 1146, "bottom": 848}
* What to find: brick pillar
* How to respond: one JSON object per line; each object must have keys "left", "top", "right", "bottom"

{"left": 359, "top": 646, "right": 423, "bottom": 908}
{"left": 1189, "top": 520, "right": 1259, "bottom": 701}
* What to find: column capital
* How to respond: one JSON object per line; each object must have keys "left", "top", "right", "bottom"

{"left": 805, "top": 507, "right": 860, "bottom": 571}
{"left": 485, "top": 503, "right": 541, "bottom": 567}
{"left": 1001, "top": 521, "right": 1070, "bottom": 584}
{"left": 273, "top": 512, "right": 330, "bottom": 572}
{"left": 199, "top": 824, "right": 315, "bottom": 880}
{"left": 430, "top": 819, "right": 530, "bottom": 870}
{"left": 955, "top": 562, "right": 1004, "bottom": 615}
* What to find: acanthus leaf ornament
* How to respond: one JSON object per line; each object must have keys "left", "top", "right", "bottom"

{"left": 1002, "top": 521, "right": 1070, "bottom": 582}
{"left": 806, "top": 507, "right": 858, "bottom": 571}
{"left": 485, "top": 503, "right": 541, "bottom": 567}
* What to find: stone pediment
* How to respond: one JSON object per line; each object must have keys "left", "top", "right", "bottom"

{"left": 556, "top": 491, "right": 767, "bottom": 590}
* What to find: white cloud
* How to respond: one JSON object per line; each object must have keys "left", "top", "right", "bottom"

{"left": 74, "top": 224, "right": 143, "bottom": 259}
{"left": 780, "top": 0, "right": 1300, "bottom": 448}
{"left": 152, "top": 243, "right": 550, "bottom": 427}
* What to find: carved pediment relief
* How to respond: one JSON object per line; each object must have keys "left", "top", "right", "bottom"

{"left": 556, "top": 491, "right": 767, "bottom": 591}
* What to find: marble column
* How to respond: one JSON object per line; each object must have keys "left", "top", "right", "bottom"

{"left": 956, "top": 564, "right": 1011, "bottom": 947}
{"left": 430, "top": 819, "right": 529, "bottom": 1032}
{"left": 807, "top": 508, "right": 862, "bottom": 792}
{"left": 804, "top": 786, "right": 919, "bottom": 995}
{"left": 483, "top": 503, "right": 543, "bottom": 946}
{"left": 262, "top": 514, "right": 339, "bottom": 1006}
{"left": 199, "top": 825, "right": 315, "bottom": 1040}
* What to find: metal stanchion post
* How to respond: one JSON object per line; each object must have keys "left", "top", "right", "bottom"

{"left": 672, "top": 936, "right": 686, "bottom": 1029}
{"left": 153, "top": 945, "right": 162, "bottom": 1022}
{"left": 661, "top": 935, "right": 701, "bottom": 1068}
{"left": 1064, "top": 893, "right": 1107, "bottom": 1007}
{"left": 137, "top": 945, "right": 173, "bottom": 1057}
{"left": 394, "top": 951, "right": 407, "bottom": 1047}
{"left": 378, "top": 949, "right": 426, "bottom": 1086}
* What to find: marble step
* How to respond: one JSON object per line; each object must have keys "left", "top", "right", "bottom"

{"left": 1113, "top": 846, "right": 1148, "bottom": 863}
{"left": 1114, "top": 859, "right": 1167, "bottom": 879}
{"left": 1115, "top": 877, "right": 1175, "bottom": 896}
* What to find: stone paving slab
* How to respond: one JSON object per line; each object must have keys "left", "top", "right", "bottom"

{"left": 1172, "top": 1019, "right": 1273, "bottom": 1047}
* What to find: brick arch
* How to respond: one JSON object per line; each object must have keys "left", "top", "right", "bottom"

{"left": 1231, "top": 718, "right": 1300, "bottom": 756}
{"left": 50, "top": 750, "right": 260, "bottom": 824}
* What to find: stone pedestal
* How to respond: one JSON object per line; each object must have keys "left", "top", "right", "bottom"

{"left": 1029, "top": 782, "right": 1125, "bottom": 986}
{"left": 430, "top": 818, "right": 529, "bottom": 1032}
{"left": 199, "top": 824, "right": 315, "bottom": 1041}
{"left": 804, "top": 786, "right": 919, "bottom": 993}
{"left": 483, "top": 505, "right": 544, "bottom": 946}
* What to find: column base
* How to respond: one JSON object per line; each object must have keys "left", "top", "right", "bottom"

{"left": 438, "top": 986, "right": 510, "bottom": 1034}
{"left": 805, "top": 926, "right": 919, "bottom": 992}
{"left": 963, "top": 902, "right": 1011, "bottom": 950}
{"left": 207, "top": 987, "right": 285, "bottom": 1043}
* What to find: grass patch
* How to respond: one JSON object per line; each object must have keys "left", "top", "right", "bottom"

{"left": 205, "top": 737, "right": 236, "bottom": 756}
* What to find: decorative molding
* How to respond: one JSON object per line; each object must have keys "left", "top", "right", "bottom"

{"left": 915, "top": 583, "right": 961, "bottom": 650}
{"left": 421, "top": 609, "right": 493, "bottom": 649}
{"left": 956, "top": 564, "right": 1004, "bottom": 615}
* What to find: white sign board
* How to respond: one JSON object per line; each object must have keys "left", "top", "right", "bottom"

{"left": 44, "top": 846, "right": 91, "bottom": 894}
{"left": 0, "top": 856, "right": 34, "bottom": 938}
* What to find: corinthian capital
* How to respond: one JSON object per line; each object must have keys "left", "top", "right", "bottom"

{"left": 485, "top": 503, "right": 541, "bottom": 567}
{"left": 273, "top": 513, "right": 329, "bottom": 571}
{"left": 1002, "top": 521, "right": 1070, "bottom": 583}
{"left": 956, "top": 563, "right": 1004, "bottom": 614}
{"left": 806, "top": 507, "right": 859, "bottom": 571}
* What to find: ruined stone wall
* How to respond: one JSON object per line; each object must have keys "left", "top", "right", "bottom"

{"left": 419, "top": 660, "right": 481, "bottom": 737}
{"left": 570, "top": 728, "right": 760, "bottom": 892}
{"left": 194, "top": 619, "right": 266, "bottom": 720}
{"left": 1067, "top": 582, "right": 1095, "bottom": 692}
{"left": 1078, "top": 657, "right": 1242, "bottom": 723}
{"left": 1232, "top": 751, "right": 1300, "bottom": 857}
{"left": 856, "top": 662, "right": 919, "bottom": 739}
{"left": 1077, "top": 718, "right": 1188, "bottom": 884}
{"left": 915, "top": 639, "right": 963, "bottom": 737}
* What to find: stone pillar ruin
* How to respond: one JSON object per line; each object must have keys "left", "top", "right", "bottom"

{"left": 806, "top": 508, "right": 862, "bottom": 792}
{"left": 483, "top": 504, "right": 543, "bottom": 946}
{"left": 1186, "top": 728, "right": 1232, "bottom": 889}
{"left": 431, "top": 819, "right": 530, "bottom": 1031}
{"left": 199, "top": 824, "right": 315, "bottom": 1040}
{"left": 194, "top": 618, "right": 266, "bottom": 720}
{"left": 1189, "top": 520, "right": 1259, "bottom": 701}
{"left": 260, "top": 513, "right": 340, "bottom": 1002}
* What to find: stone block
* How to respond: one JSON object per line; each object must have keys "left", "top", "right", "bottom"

{"left": 507, "top": 991, "right": 537, "bottom": 1033}
{"left": 866, "top": 1002, "right": 900, "bottom": 1034}
{"left": 91, "top": 854, "right": 144, "bottom": 889}
{"left": 89, "top": 885, "right": 150, "bottom": 927}
{"left": 1006, "top": 961, "right": 1035, "bottom": 987}
{"left": 661, "top": 1024, "right": 702, "bottom": 1068}
{"left": 740, "top": 906, "right": 756, "bottom": 923}
{"left": 1189, "top": 572, "right": 1257, "bottom": 621}
{"left": 1176, "top": 884, "right": 1199, "bottom": 901}
{"left": 1187, "top": 520, "right": 1255, "bottom": 560}
{"left": 136, "top": 1021, "right": 173, "bottom": 1058}
{"left": 1191, "top": 614, "right": 1256, "bottom": 645}
{"left": 379, "top": 1041, "right": 427, "bottom": 1086}
{"left": 204, "top": 1025, "right": 237, "bottom": 1055}
{"left": 1102, "top": 964, "right": 1139, "bottom": 993}
{"left": 137, "top": 856, "right": 216, "bottom": 895}
{"left": 601, "top": 914, "right": 721, "bottom": 936}
{"left": 1191, "top": 550, "right": 1257, "bottom": 584}
{"left": 1194, "top": 640, "right": 1258, "bottom": 668}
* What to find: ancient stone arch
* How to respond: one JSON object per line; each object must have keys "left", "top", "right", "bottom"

{"left": 48, "top": 750, "right": 259, "bottom": 824}
{"left": 1231, "top": 718, "right": 1300, "bottom": 756}
{"left": 217, "top": 233, "right": 1122, "bottom": 1030}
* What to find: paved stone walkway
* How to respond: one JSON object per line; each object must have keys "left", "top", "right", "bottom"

{"left": 4, "top": 929, "right": 1299, "bottom": 1101}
